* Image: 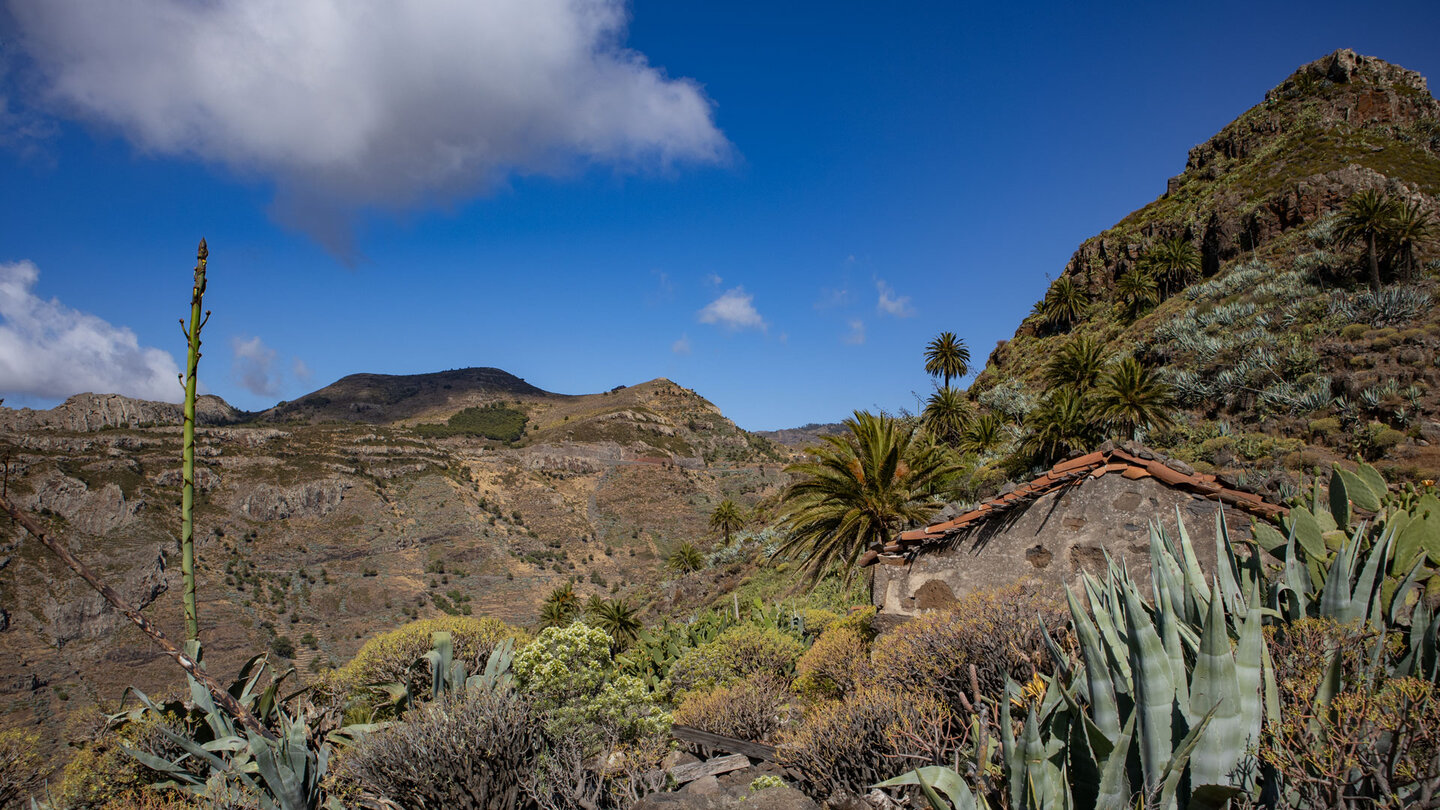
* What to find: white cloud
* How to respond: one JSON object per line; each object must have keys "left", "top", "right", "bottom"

{"left": 698, "top": 287, "right": 765, "bottom": 331}
{"left": 231, "top": 335, "right": 283, "bottom": 397}
{"left": 844, "top": 319, "right": 865, "bottom": 345}
{"left": 0, "top": 261, "right": 181, "bottom": 401}
{"left": 876, "top": 280, "right": 915, "bottom": 318}
{"left": 671, "top": 334, "right": 691, "bottom": 355}
{"left": 10, "top": 0, "right": 729, "bottom": 256}
{"left": 705, "top": 273, "right": 724, "bottom": 287}
{"left": 292, "top": 357, "right": 314, "bottom": 386}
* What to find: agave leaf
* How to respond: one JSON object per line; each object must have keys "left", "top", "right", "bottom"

{"left": 1308, "top": 647, "right": 1343, "bottom": 737}
{"left": 1353, "top": 523, "right": 1396, "bottom": 627}
{"left": 1123, "top": 582, "right": 1173, "bottom": 793}
{"left": 1093, "top": 714, "right": 1134, "bottom": 809}
{"left": 1234, "top": 608, "right": 1265, "bottom": 756}
{"left": 876, "top": 766, "right": 980, "bottom": 810}
{"left": 1156, "top": 704, "right": 1220, "bottom": 809}
{"left": 1328, "top": 468, "right": 1351, "bottom": 529}
{"left": 1154, "top": 575, "right": 1190, "bottom": 712}
{"left": 1001, "top": 680, "right": 1022, "bottom": 810}
{"left": 1319, "top": 531, "right": 1358, "bottom": 623}
{"left": 1066, "top": 587, "right": 1119, "bottom": 739}
{"left": 1213, "top": 508, "right": 1244, "bottom": 614}
{"left": 1188, "top": 580, "right": 1245, "bottom": 789}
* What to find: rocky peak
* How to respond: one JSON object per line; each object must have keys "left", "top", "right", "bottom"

{"left": 0, "top": 392, "right": 241, "bottom": 432}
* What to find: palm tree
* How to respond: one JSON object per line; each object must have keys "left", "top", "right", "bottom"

{"left": 586, "top": 597, "right": 642, "bottom": 651}
{"left": 1143, "top": 235, "right": 1201, "bottom": 295}
{"left": 921, "top": 385, "right": 973, "bottom": 447}
{"left": 778, "top": 411, "right": 959, "bottom": 583}
{"left": 540, "top": 582, "right": 581, "bottom": 628}
{"left": 1336, "top": 189, "right": 1401, "bottom": 291}
{"left": 923, "top": 332, "right": 971, "bottom": 388}
{"left": 1388, "top": 200, "right": 1433, "bottom": 283}
{"left": 1021, "top": 388, "right": 1100, "bottom": 467}
{"left": 1115, "top": 266, "right": 1159, "bottom": 319}
{"left": 666, "top": 541, "right": 706, "bottom": 574}
{"left": 1042, "top": 336, "right": 1108, "bottom": 393}
{"left": 709, "top": 499, "right": 746, "bottom": 545}
{"left": 957, "top": 411, "right": 1007, "bottom": 457}
{"left": 1039, "top": 277, "right": 1087, "bottom": 331}
{"left": 1092, "top": 357, "right": 1176, "bottom": 439}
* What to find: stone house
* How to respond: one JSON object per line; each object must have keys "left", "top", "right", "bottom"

{"left": 863, "top": 445, "right": 1288, "bottom": 617}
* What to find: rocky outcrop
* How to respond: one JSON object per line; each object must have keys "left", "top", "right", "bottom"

{"left": 238, "top": 479, "right": 349, "bottom": 521}
{"left": 42, "top": 549, "right": 167, "bottom": 647}
{"left": 24, "top": 473, "right": 143, "bottom": 535}
{"left": 0, "top": 393, "right": 241, "bottom": 432}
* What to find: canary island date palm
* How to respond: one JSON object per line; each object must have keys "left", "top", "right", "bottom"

{"left": 1038, "top": 277, "right": 1087, "bottom": 331}
{"left": 666, "top": 540, "right": 706, "bottom": 574}
{"left": 586, "top": 597, "right": 642, "bottom": 651}
{"left": 779, "top": 411, "right": 959, "bottom": 583}
{"left": 1389, "top": 199, "right": 1433, "bottom": 283}
{"left": 921, "top": 385, "right": 972, "bottom": 447}
{"left": 923, "top": 332, "right": 971, "bottom": 388}
{"left": 1337, "top": 189, "right": 1401, "bottom": 290}
{"left": 1093, "top": 356, "right": 1176, "bottom": 439}
{"left": 1021, "top": 387, "right": 1100, "bottom": 467}
{"left": 957, "top": 411, "right": 1007, "bottom": 457}
{"left": 1143, "top": 235, "right": 1201, "bottom": 296}
{"left": 1042, "top": 335, "right": 1108, "bottom": 393}
{"left": 709, "top": 499, "right": 746, "bottom": 545}
{"left": 540, "top": 582, "right": 581, "bottom": 627}
{"left": 1115, "top": 265, "right": 1159, "bottom": 319}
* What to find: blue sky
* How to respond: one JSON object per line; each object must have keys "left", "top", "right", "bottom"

{"left": 1, "top": 1, "right": 1437, "bottom": 430}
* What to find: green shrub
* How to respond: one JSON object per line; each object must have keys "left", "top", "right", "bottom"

{"left": 333, "top": 689, "right": 541, "bottom": 809}
{"left": 672, "top": 674, "right": 790, "bottom": 743}
{"left": 666, "top": 624, "right": 805, "bottom": 696}
{"left": 1358, "top": 421, "right": 1406, "bottom": 460}
{"left": 793, "top": 625, "right": 870, "bottom": 699}
{"left": 1308, "top": 417, "right": 1342, "bottom": 443}
{"left": 514, "top": 623, "right": 669, "bottom": 747}
{"left": 1341, "top": 323, "right": 1368, "bottom": 340}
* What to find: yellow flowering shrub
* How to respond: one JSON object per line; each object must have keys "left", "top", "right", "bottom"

{"left": 871, "top": 580, "right": 1066, "bottom": 708}
{"left": 792, "top": 625, "right": 870, "bottom": 699}
{"left": 672, "top": 674, "right": 790, "bottom": 743}
{"left": 1, "top": 728, "right": 46, "bottom": 808}
{"left": 665, "top": 624, "right": 804, "bottom": 697}
{"left": 324, "top": 615, "right": 527, "bottom": 703}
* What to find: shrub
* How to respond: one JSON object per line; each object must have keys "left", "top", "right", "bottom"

{"left": 333, "top": 688, "right": 541, "bottom": 810}
{"left": 666, "top": 624, "right": 805, "bottom": 696}
{"left": 797, "top": 608, "right": 842, "bottom": 637}
{"left": 872, "top": 580, "right": 1067, "bottom": 709}
{"left": 1358, "top": 421, "right": 1406, "bottom": 460}
{"left": 793, "top": 625, "right": 870, "bottom": 699}
{"left": 54, "top": 714, "right": 198, "bottom": 809}
{"left": 778, "top": 685, "right": 949, "bottom": 801}
{"left": 672, "top": 675, "right": 791, "bottom": 743}
{"left": 414, "top": 404, "right": 527, "bottom": 441}
{"left": 514, "top": 623, "right": 669, "bottom": 748}
{"left": 326, "top": 616, "right": 525, "bottom": 704}
{"left": 0, "top": 728, "right": 45, "bottom": 808}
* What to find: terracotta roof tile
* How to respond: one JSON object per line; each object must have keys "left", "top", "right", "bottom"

{"left": 1122, "top": 466, "right": 1152, "bottom": 480}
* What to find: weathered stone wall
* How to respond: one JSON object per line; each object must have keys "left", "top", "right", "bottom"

{"left": 873, "top": 474, "right": 1256, "bottom": 617}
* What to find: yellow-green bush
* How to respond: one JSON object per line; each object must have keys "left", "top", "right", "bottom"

{"left": 798, "top": 608, "right": 841, "bottom": 636}
{"left": 53, "top": 714, "right": 193, "bottom": 810}
{"left": 778, "top": 685, "right": 949, "bottom": 800}
{"left": 1, "top": 728, "right": 46, "bottom": 808}
{"left": 793, "top": 625, "right": 870, "bottom": 699}
{"left": 672, "top": 674, "right": 790, "bottom": 743}
{"left": 323, "top": 615, "right": 527, "bottom": 704}
{"left": 665, "top": 624, "right": 804, "bottom": 696}
{"left": 872, "top": 580, "right": 1067, "bottom": 708}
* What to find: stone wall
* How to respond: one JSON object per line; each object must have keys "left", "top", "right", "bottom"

{"left": 873, "top": 474, "right": 1256, "bottom": 617}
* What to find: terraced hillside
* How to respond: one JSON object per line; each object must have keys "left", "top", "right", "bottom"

{"left": 0, "top": 372, "right": 785, "bottom": 756}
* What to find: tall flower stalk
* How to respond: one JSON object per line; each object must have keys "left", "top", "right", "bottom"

{"left": 181, "top": 239, "right": 209, "bottom": 643}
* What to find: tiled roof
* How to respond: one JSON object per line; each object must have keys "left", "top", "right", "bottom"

{"left": 862, "top": 445, "right": 1288, "bottom": 566}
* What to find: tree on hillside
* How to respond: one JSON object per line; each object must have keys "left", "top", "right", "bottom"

{"left": 1388, "top": 199, "right": 1434, "bottom": 283}
{"left": 585, "top": 597, "right": 642, "bottom": 651}
{"left": 778, "top": 411, "right": 958, "bottom": 583}
{"left": 957, "top": 411, "right": 1007, "bottom": 458}
{"left": 1021, "top": 388, "right": 1100, "bottom": 468}
{"left": 1337, "top": 189, "right": 1402, "bottom": 291}
{"left": 1115, "top": 266, "right": 1159, "bottom": 319}
{"left": 1143, "top": 235, "right": 1201, "bottom": 296}
{"left": 665, "top": 541, "right": 705, "bottom": 574}
{"left": 923, "top": 332, "right": 971, "bottom": 388}
{"left": 709, "top": 499, "right": 746, "bottom": 545}
{"left": 540, "top": 582, "right": 581, "bottom": 628}
{"left": 1042, "top": 336, "right": 1108, "bottom": 393}
{"left": 1092, "top": 356, "right": 1176, "bottom": 439}
{"left": 1037, "top": 277, "right": 1087, "bottom": 331}
{"left": 921, "top": 385, "right": 973, "bottom": 447}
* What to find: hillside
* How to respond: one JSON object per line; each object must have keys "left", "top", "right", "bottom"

{"left": 971, "top": 49, "right": 1440, "bottom": 491}
{"left": 0, "top": 372, "right": 786, "bottom": 757}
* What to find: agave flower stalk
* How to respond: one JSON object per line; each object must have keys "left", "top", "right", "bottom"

{"left": 181, "top": 239, "right": 209, "bottom": 642}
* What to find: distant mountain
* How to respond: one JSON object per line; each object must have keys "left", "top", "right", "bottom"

{"left": 755, "top": 422, "right": 847, "bottom": 449}
{"left": 263, "top": 367, "right": 555, "bottom": 424}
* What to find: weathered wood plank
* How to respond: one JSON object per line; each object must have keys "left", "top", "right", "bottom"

{"left": 671, "top": 725, "right": 778, "bottom": 761}
{"left": 667, "top": 753, "right": 751, "bottom": 784}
